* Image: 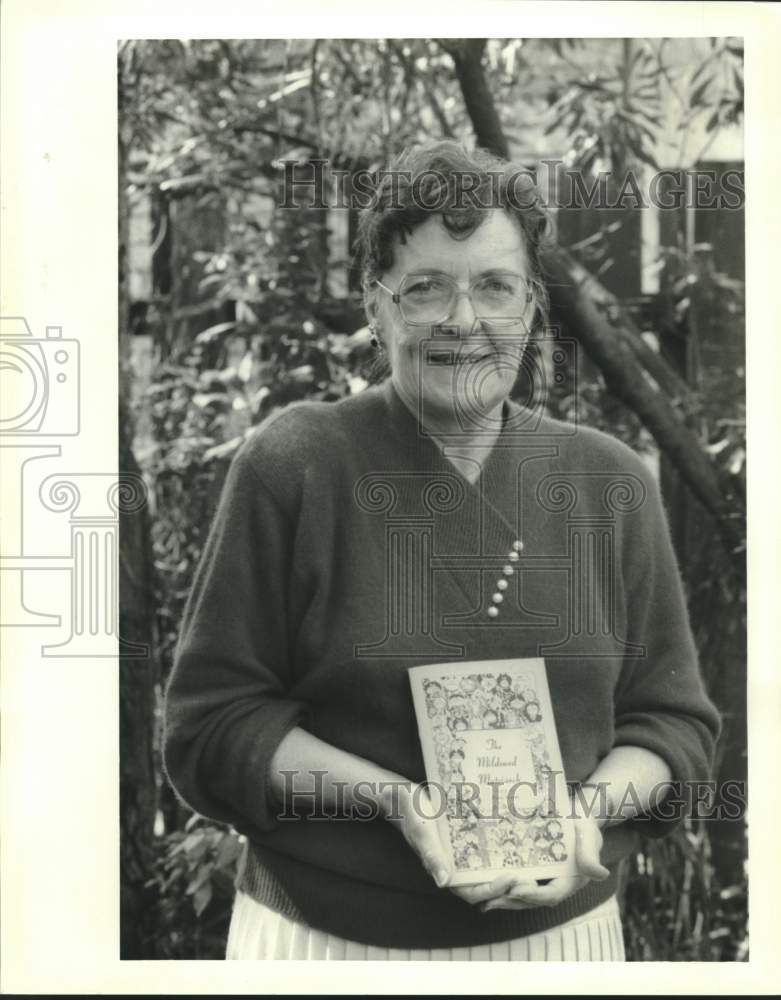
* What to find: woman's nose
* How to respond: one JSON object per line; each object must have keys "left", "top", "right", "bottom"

{"left": 447, "top": 289, "right": 480, "bottom": 335}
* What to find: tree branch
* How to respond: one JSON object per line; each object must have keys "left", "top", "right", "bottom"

{"left": 440, "top": 39, "right": 509, "bottom": 158}
{"left": 544, "top": 246, "right": 745, "bottom": 564}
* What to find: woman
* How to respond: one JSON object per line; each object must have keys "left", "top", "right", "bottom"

{"left": 163, "top": 141, "right": 720, "bottom": 960}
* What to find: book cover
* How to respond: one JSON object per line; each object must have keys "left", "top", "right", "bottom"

{"left": 408, "top": 658, "right": 578, "bottom": 886}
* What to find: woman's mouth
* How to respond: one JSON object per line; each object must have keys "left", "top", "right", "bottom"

{"left": 426, "top": 349, "right": 495, "bottom": 367}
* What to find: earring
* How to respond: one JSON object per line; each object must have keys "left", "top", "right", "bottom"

{"left": 369, "top": 322, "right": 381, "bottom": 349}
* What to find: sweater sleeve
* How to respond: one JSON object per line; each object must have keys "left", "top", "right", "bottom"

{"left": 162, "top": 440, "right": 308, "bottom": 836}
{"left": 612, "top": 460, "right": 722, "bottom": 837}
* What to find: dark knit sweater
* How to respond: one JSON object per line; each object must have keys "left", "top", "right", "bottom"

{"left": 163, "top": 377, "right": 720, "bottom": 949}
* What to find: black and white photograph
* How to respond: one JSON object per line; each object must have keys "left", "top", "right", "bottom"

{"left": 119, "top": 33, "right": 746, "bottom": 963}
{"left": 2, "top": 2, "right": 780, "bottom": 994}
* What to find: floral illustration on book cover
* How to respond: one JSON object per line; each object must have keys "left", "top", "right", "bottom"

{"left": 421, "top": 668, "right": 569, "bottom": 875}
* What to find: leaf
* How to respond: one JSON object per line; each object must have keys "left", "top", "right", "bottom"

{"left": 214, "top": 834, "right": 243, "bottom": 870}
{"left": 635, "top": 109, "right": 663, "bottom": 127}
{"left": 705, "top": 438, "right": 730, "bottom": 456}
{"left": 689, "top": 77, "right": 712, "bottom": 109}
{"left": 544, "top": 115, "right": 565, "bottom": 136}
{"left": 181, "top": 835, "right": 209, "bottom": 865}
{"left": 182, "top": 831, "right": 205, "bottom": 853}
{"left": 236, "top": 352, "right": 254, "bottom": 382}
{"left": 674, "top": 296, "right": 691, "bottom": 320}
{"left": 623, "top": 132, "right": 659, "bottom": 171}
{"left": 159, "top": 173, "right": 208, "bottom": 192}
{"left": 191, "top": 392, "right": 229, "bottom": 409}
{"left": 635, "top": 120, "right": 660, "bottom": 146}
{"left": 288, "top": 364, "right": 314, "bottom": 383}
{"left": 193, "top": 882, "right": 213, "bottom": 916}
{"left": 236, "top": 300, "right": 258, "bottom": 325}
{"left": 203, "top": 436, "right": 243, "bottom": 462}
{"left": 251, "top": 386, "right": 271, "bottom": 407}
{"left": 195, "top": 321, "right": 237, "bottom": 343}
{"left": 198, "top": 273, "right": 226, "bottom": 292}
{"left": 186, "top": 865, "right": 213, "bottom": 895}
{"left": 703, "top": 108, "right": 720, "bottom": 132}
{"left": 728, "top": 447, "right": 745, "bottom": 476}
{"left": 689, "top": 59, "right": 714, "bottom": 89}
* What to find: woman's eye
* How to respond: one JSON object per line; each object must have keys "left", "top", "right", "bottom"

{"left": 477, "top": 278, "right": 515, "bottom": 296}
{"left": 404, "top": 277, "right": 448, "bottom": 296}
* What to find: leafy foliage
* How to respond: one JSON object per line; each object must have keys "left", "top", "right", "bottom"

{"left": 143, "top": 818, "right": 242, "bottom": 959}
{"left": 144, "top": 335, "right": 371, "bottom": 680}
{"left": 539, "top": 37, "right": 743, "bottom": 174}
{"left": 622, "top": 820, "right": 748, "bottom": 961}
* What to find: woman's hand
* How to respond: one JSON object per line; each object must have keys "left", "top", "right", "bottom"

{"left": 452, "top": 801, "right": 610, "bottom": 913}
{"left": 480, "top": 810, "right": 609, "bottom": 912}
{"left": 381, "top": 782, "right": 453, "bottom": 889}
{"left": 270, "top": 733, "right": 455, "bottom": 890}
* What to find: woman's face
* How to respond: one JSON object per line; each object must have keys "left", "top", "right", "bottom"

{"left": 370, "top": 210, "right": 535, "bottom": 427}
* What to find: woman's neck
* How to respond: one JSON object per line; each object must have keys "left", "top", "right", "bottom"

{"left": 392, "top": 378, "right": 505, "bottom": 483}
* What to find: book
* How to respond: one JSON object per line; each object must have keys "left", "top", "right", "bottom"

{"left": 408, "top": 657, "right": 578, "bottom": 886}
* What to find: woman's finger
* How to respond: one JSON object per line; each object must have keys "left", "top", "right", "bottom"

{"left": 482, "top": 875, "right": 588, "bottom": 911}
{"left": 479, "top": 896, "right": 540, "bottom": 911}
{"left": 450, "top": 873, "right": 522, "bottom": 905}
{"left": 477, "top": 878, "right": 554, "bottom": 912}
{"left": 404, "top": 801, "right": 451, "bottom": 887}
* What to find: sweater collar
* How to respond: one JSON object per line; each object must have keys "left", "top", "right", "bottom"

{"left": 380, "top": 376, "right": 514, "bottom": 477}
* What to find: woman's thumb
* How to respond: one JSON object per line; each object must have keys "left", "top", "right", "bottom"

{"left": 574, "top": 820, "right": 610, "bottom": 879}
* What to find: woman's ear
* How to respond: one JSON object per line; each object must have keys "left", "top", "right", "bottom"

{"left": 520, "top": 289, "right": 539, "bottom": 340}
{"left": 363, "top": 283, "right": 380, "bottom": 328}
{"left": 529, "top": 277, "right": 549, "bottom": 338}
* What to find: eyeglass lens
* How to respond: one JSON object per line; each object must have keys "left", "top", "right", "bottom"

{"left": 397, "top": 273, "right": 529, "bottom": 326}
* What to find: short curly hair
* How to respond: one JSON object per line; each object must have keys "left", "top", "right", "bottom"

{"left": 354, "top": 140, "right": 550, "bottom": 333}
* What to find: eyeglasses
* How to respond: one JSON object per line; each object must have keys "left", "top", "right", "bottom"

{"left": 374, "top": 271, "right": 533, "bottom": 328}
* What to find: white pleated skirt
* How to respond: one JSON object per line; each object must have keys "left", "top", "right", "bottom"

{"left": 226, "top": 891, "right": 625, "bottom": 961}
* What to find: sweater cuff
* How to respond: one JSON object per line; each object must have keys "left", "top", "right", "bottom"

{"left": 612, "top": 717, "right": 710, "bottom": 838}
{"left": 205, "top": 699, "right": 309, "bottom": 836}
